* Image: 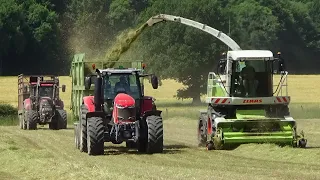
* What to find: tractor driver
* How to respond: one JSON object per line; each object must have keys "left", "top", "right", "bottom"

{"left": 240, "top": 61, "right": 258, "bottom": 97}
{"left": 114, "top": 75, "right": 130, "bottom": 93}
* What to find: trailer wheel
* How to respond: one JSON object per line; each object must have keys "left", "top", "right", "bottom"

{"left": 57, "top": 109, "right": 67, "bottom": 129}
{"left": 145, "top": 115, "right": 163, "bottom": 154}
{"left": 74, "top": 123, "right": 80, "bottom": 149}
{"left": 87, "top": 117, "right": 105, "bottom": 155}
{"left": 197, "top": 115, "right": 207, "bottom": 147}
{"left": 80, "top": 105, "right": 88, "bottom": 152}
{"left": 26, "top": 110, "right": 37, "bottom": 130}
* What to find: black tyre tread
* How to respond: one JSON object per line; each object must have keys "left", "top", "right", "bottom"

{"left": 27, "top": 110, "right": 37, "bottom": 130}
{"left": 146, "top": 115, "right": 163, "bottom": 153}
{"left": 87, "top": 117, "right": 105, "bottom": 155}
{"left": 197, "top": 115, "right": 207, "bottom": 147}
{"left": 57, "top": 109, "right": 67, "bottom": 129}
{"left": 80, "top": 104, "right": 88, "bottom": 152}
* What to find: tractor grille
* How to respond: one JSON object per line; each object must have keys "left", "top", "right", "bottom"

{"left": 117, "top": 106, "right": 136, "bottom": 122}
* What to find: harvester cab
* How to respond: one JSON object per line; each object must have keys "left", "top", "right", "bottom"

{"left": 199, "top": 50, "right": 307, "bottom": 150}
{"left": 18, "top": 74, "right": 67, "bottom": 130}
{"left": 73, "top": 59, "right": 164, "bottom": 156}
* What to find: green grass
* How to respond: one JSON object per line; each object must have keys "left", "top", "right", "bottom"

{"left": 0, "top": 75, "right": 319, "bottom": 179}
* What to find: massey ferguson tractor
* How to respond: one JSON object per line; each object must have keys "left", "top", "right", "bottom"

{"left": 18, "top": 74, "right": 67, "bottom": 130}
{"left": 71, "top": 54, "right": 163, "bottom": 155}
{"left": 145, "top": 14, "right": 307, "bottom": 150}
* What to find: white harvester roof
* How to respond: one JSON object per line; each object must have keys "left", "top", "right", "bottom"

{"left": 227, "top": 50, "right": 274, "bottom": 60}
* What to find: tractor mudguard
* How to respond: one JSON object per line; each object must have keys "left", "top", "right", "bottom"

{"left": 23, "top": 98, "right": 32, "bottom": 110}
{"left": 82, "top": 96, "right": 95, "bottom": 112}
{"left": 141, "top": 96, "right": 155, "bottom": 115}
{"left": 142, "top": 110, "right": 162, "bottom": 119}
{"left": 86, "top": 111, "right": 105, "bottom": 119}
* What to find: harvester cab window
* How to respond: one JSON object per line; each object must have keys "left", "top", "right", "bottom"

{"left": 232, "top": 60, "right": 273, "bottom": 97}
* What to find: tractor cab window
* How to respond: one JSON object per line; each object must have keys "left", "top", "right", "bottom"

{"left": 37, "top": 86, "right": 54, "bottom": 97}
{"left": 103, "top": 73, "right": 140, "bottom": 100}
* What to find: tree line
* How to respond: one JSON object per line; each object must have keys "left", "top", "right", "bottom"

{"left": 0, "top": 0, "right": 319, "bottom": 102}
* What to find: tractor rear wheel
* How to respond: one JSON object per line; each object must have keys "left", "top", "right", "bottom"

{"left": 145, "top": 115, "right": 163, "bottom": 154}
{"left": 57, "top": 109, "right": 67, "bottom": 129}
{"left": 197, "top": 115, "right": 207, "bottom": 147}
{"left": 87, "top": 117, "right": 105, "bottom": 155}
{"left": 26, "top": 110, "right": 37, "bottom": 130}
{"left": 80, "top": 105, "right": 88, "bottom": 152}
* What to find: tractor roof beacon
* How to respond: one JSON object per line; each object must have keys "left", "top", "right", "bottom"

{"left": 146, "top": 13, "right": 306, "bottom": 150}
{"left": 71, "top": 54, "right": 164, "bottom": 155}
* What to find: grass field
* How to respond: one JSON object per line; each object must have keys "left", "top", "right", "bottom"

{"left": 0, "top": 75, "right": 320, "bottom": 179}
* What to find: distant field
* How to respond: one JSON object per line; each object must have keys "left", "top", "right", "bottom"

{"left": 1, "top": 75, "right": 319, "bottom": 119}
{"left": 0, "top": 75, "right": 319, "bottom": 179}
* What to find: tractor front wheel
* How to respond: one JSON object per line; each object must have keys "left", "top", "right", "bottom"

{"left": 87, "top": 117, "right": 105, "bottom": 155}
{"left": 26, "top": 110, "right": 37, "bottom": 130}
{"left": 145, "top": 115, "right": 163, "bottom": 154}
{"left": 57, "top": 109, "right": 67, "bottom": 129}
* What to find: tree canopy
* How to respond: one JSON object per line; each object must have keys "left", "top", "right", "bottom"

{"left": 0, "top": 0, "right": 319, "bottom": 102}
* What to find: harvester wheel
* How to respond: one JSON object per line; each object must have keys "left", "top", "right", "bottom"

{"left": 206, "top": 141, "right": 214, "bottom": 150}
{"left": 57, "top": 109, "right": 67, "bottom": 129}
{"left": 26, "top": 110, "right": 37, "bottom": 130}
{"left": 87, "top": 117, "right": 105, "bottom": 155}
{"left": 145, "top": 115, "right": 163, "bottom": 154}
{"left": 298, "top": 139, "right": 307, "bottom": 148}
{"left": 197, "top": 115, "right": 207, "bottom": 147}
{"left": 80, "top": 105, "right": 88, "bottom": 153}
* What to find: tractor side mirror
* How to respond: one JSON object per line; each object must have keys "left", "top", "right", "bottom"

{"left": 61, "top": 85, "right": 66, "bottom": 92}
{"left": 84, "top": 76, "right": 91, "bottom": 90}
{"left": 151, "top": 75, "right": 159, "bottom": 89}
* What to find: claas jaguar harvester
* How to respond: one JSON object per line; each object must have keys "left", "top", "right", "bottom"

{"left": 198, "top": 51, "right": 307, "bottom": 150}
{"left": 71, "top": 54, "right": 163, "bottom": 155}
{"left": 146, "top": 14, "right": 307, "bottom": 150}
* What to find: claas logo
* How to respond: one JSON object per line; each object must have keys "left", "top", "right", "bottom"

{"left": 243, "top": 99, "right": 262, "bottom": 103}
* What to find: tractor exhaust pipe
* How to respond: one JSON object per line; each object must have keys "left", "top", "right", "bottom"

{"left": 94, "top": 69, "right": 103, "bottom": 111}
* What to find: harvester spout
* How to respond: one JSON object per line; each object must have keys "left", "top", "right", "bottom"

{"left": 146, "top": 14, "right": 242, "bottom": 51}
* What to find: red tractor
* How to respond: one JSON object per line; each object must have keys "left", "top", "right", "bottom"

{"left": 18, "top": 74, "right": 67, "bottom": 130}
{"left": 74, "top": 65, "right": 163, "bottom": 155}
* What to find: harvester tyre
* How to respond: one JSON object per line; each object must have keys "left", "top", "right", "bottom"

{"left": 197, "top": 115, "right": 207, "bottom": 147}
{"left": 87, "top": 117, "right": 105, "bottom": 156}
{"left": 26, "top": 110, "right": 37, "bottom": 130}
{"left": 145, "top": 115, "right": 163, "bottom": 154}
{"left": 57, "top": 109, "right": 67, "bottom": 129}
{"left": 80, "top": 105, "right": 88, "bottom": 153}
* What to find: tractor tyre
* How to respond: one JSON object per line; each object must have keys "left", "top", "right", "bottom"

{"left": 49, "top": 121, "right": 58, "bottom": 130}
{"left": 145, "top": 115, "right": 163, "bottom": 154}
{"left": 87, "top": 117, "right": 105, "bottom": 155}
{"left": 80, "top": 105, "right": 88, "bottom": 153}
{"left": 197, "top": 115, "right": 207, "bottom": 147}
{"left": 26, "top": 110, "right": 37, "bottom": 130}
{"left": 57, "top": 109, "right": 67, "bottom": 129}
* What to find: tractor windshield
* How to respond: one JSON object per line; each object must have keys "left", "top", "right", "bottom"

{"left": 103, "top": 73, "right": 141, "bottom": 100}
{"left": 38, "top": 86, "right": 54, "bottom": 97}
